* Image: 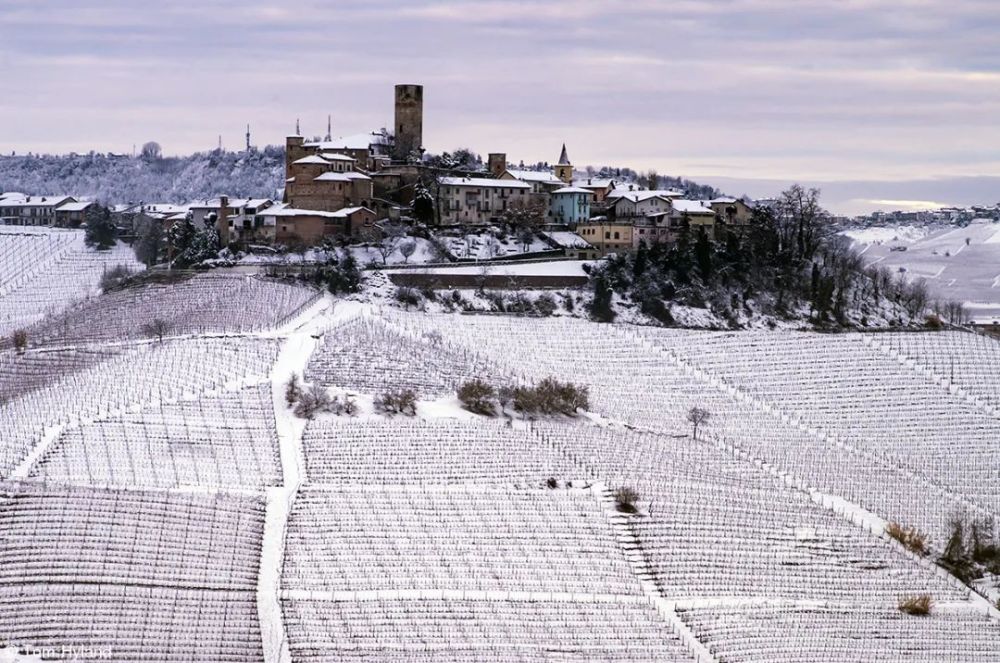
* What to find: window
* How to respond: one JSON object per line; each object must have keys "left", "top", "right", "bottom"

{"left": 614, "top": 231, "right": 620, "bottom": 239}
{"left": 605, "top": 231, "right": 610, "bottom": 239}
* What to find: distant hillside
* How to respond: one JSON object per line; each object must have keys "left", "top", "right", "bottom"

{"left": 0, "top": 145, "right": 722, "bottom": 206}
{"left": 0, "top": 147, "right": 285, "bottom": 204}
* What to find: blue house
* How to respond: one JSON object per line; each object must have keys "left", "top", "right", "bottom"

{"left": 549, "top": 186, "right": 593, "bottom": 227}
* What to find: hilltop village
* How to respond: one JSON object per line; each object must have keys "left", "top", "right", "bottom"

{"left": 0, "top": 84, "right": 755, "bottom": 264}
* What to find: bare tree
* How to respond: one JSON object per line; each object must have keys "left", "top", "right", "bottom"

{"left": 686, "top": 406, "right": 711, "bottom": 439}
{"left": 399, "top": 239, "right": 417, "bottom": 264}
{"left": 500, "top": 199, "right": 546, "bottom": 252}
{"left": 375, "top": 223, "right": 406, "bottom": 265}
{"left": 484, "top": 234, "right": 501, "bottom": 258}
{"left": 141, "top": 141, "right": 162, "bottom": 160}
{"left": 12, "top": 329, "right": 27, "bottom": 354}
{"left": 142, "top": 318, "right": 170, "bottom": 343}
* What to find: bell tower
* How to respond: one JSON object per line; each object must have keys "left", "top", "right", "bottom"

{"left": 394, "top": 84, "right": 423, "bottom": 160}
{"left": 555, "top": 143, "right": 573, "bottom": 184}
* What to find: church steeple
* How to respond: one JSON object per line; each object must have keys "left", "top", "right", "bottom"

{"left": 325, "top": 115, "right": 332, "bottom": 142}
{"left": 555, "top": 143, "right": 573, "bottom": 184}
{"left": 558, "top": 143, "right": 570, "bottom": 166}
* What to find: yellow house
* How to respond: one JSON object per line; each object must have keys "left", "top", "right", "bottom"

{"left": 576, "top": 219, "right": 634, "bottom": 256}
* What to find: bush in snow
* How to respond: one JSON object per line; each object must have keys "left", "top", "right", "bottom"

{"left": 294, "top": 383, "right": 332, "bottom": 419}
{"left": 12, "top": 329, "right": 28, "bottom": 354}
{"left": 457, "top": 379, "right": 497, "bottom": 416}
{"left": 285, "top": 374, "right": 303, "bottom": 405}
{"left": 885, "top": 522, "right": 928, "bottom": 556}
{"left": 614, "top": 487, "right": 639, "bottom": 514}
{"left": 898, "top": 595, "right": 932, "bottom": 616}
{"left": 534, "top": 293, "right": 557, "bottom": 317}
{"left": 513, "top": 378, "right": 589, "bottom": 417}
{"left": 375, "top": 388, "right": 418, "bottom": 416}
{"left": 395, "top": 286, "right": 421, "bottom": 310}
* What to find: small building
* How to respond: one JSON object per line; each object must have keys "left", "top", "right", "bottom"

{"left": 54, "top": 201, "right": 97, "bottom": 228}
{"left": 541, "top": 230, "right": 599, "bottom": 260}
{"left": 549, "top": 186, "right": 593, "bottom": 227}
{"left": 608, "top": 192, "right": 676, "bottom": 220}
{"left": 709, "top": 197, "right": 755, "bottom": 228}
{"left": 263, "top": 205, "right": 376, "bottom": 244}
{"left": 576, "top": 219, "right": 635, "bottom": 257}
{"left": 571, "top": 178, "right": 617, "bottom": 203}
{"left": 672, "top": 200, "right": 717, "bottom": 235}
{"left": 438, "top": 177, "right": 531, "bottom": 226}
{"left": 0, "top": 194, "right": 76, "bottom": 226}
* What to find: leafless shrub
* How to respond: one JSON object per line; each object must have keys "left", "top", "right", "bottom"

{"left": 898, "top": 595, "right": 932, "bottom": 616}
{"left": 614, "top": 487, "right": 639, "bottom": 514}
{"left": 141, "top": 318, "right": 170, "bottom": 343}
{"left": 12, "top": 329, "right": 28, "bottom": 354}
{"left": 885, "top": 522, "right": 928, "bottom": 556}
{"left": 686, "top": 407, "right": 711, "bottom": 439}
{"left": 457, "top": 379, "right": 497, "bottom": 416}
{"left": 375, "top": 388, "right": 418, "bottom": 416}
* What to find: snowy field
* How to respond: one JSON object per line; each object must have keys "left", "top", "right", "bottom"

{"left": 1, "top": 271, "right": 1000, "bottom": 660}
{"left": 845, "top": 220, "right": 1000, "bottom": 323}
{"left": 0, "top": 227, "right": 144, "bottom": 337}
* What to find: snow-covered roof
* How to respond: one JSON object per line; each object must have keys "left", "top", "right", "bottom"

{"left": 607, "top": 188, "right": 683, "bottom": 201}
{"left": 304, "top": 132, "right": 387, "bottom": 151}
{"left": 672, "top": 200, "right": 714, "bottom": 214}
{"left": 504, "top": 169, "right": 563, "bottom": 184}
{"left": 441, "top": 177, "right": 531, "bottom": 189}
{"left": 188, "top": 198, "right": 243, "bottom": 210}
{"left": 55, "top": 201, "right": 94, "bottom": 212}
{"left": 0, "top": 195, "right": 74, "bottom": 208}
{"left": 330, "top": 206, "right": 373, "bottom": 217}
{"left": 314, "top": 171, "right": 372, "bottom": 182}
{"left": 552, "top": 186, "right": 593, "bottom": 195}
{"left": 292, "top": 155, "right": 331, "bottom": 165}
{"left": 142, "top": 203, "right": 187, "bottom": 214}
{"left": 318, "top": 152, "right": 356, "bottom": 162}
{"left": 611, "top": 192, "right": 674, "bottom": 205}
{"left": 263, "top": 205, "right": 373, "bottom": 219}
{"left": 709, "top": 197, "right": 739, "bottom": 204}
{"left": 572, "top": 178, "right": 615, "bottom": 189}
{"left": 542, "top": 231, "right": 593, "bottom": 249}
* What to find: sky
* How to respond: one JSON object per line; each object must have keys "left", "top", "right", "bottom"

{"left": 2, "top": 0, "right": 999, "bottom": 215}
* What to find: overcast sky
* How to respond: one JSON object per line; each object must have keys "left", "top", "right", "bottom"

{"left": 2, "top": 0, "right": 999, "bottom": 214}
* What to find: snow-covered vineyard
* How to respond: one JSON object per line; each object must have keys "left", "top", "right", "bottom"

{"left": 2, "top": 239, "right": 1000, "bottom": 660}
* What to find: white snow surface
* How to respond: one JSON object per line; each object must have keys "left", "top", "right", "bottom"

{"left": 844, "top": 220, "right": 1000, "bottom": 323}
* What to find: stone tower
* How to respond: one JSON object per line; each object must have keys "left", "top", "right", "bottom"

{"left": 554, "top": 143, "right": 573, "bottom": 184}
{"left": 394, "top": 84, "right": 423, "bottom": 160}
{"left": 488, "top": 153, "right": 507, "bottom": 177}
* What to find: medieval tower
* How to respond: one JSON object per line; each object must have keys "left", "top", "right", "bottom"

{"left": 394, "top": 84, "right": 424, "bottom": 160}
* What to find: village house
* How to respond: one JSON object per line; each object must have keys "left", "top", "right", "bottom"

{"left": 438, "top": 177, "right": 531, "bottom": 226}
{"left": 549, "top": 186, "right": 593, "bottom": 226}
{"left": 709, "top": 197, "right": 755, "bottom": 228}
{"left": 262, "top": 205, "right": 377, "bottom": 245}
{"left": 0, "top": 194, "right": 76, "bottom": 226}
{"left": 53, "top": 201, "right": 97, "bottom": 228}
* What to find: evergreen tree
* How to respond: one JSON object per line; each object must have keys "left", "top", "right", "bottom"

{"left": 135, "top": 219, "right": 165, "bottom": 267}
{"left": 83, "top": 204, "right": 116, "bottom": 250}
{"left": 589, "top": 274, "right": 616, "bottom": 322}
{"left": 412, "top": 183, "right": 435, "bottom": 225}
{"left": 694, "top": 227, "right": 713, "bottom": 280}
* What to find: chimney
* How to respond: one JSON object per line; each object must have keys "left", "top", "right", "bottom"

{"left": 217, "top": 195, "right": 230, "bottom": 245}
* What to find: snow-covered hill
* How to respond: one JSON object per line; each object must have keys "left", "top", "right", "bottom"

{"left": 845, "top": 219, "right": 1000, "bottom": 323}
